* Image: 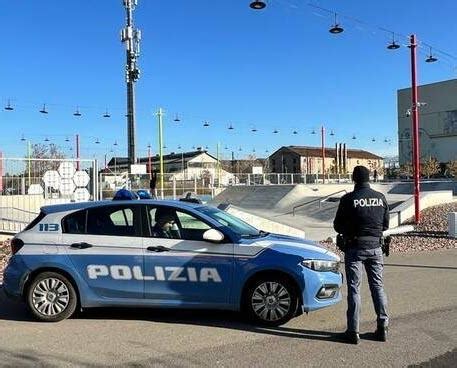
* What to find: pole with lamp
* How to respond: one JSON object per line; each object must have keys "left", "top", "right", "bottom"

{"left": 156, "top": 108, "right": 164, "bottom": 199}
{"left": 321, "top": 125, "right": 326, "bottom": 184}
{"left": 409, "top": 34, "right": 421, "bottom": 224}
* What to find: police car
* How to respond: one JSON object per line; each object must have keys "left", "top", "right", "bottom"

{"left": 3, "top": 200, "right": 342, "bottom": 326}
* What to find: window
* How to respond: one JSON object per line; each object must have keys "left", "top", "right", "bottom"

{"left": 177, "top": 211, "right": 211, "bottom": 230}
{"left": 86, "top": 205, "right": 139, "bottom": 237}
{"left": 63, "top": 210, "right": 87, "bottom": 234}
{"left": 25, "top": 211, "right": 46, "bottom": 231}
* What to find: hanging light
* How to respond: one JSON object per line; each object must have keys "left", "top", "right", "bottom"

{"left": 330, "top": 130, "right": 335, "bottom": 136}
{"left": 311, "top": 129, "right": 316, "bottom": 135}
{"left": 103, "top": 109, "right": 111, "bottom": 118}
{"left": 293, "top": 130, "right": 298, "bottom": 135}
{"left": 384, "top": 138, "right": 389, "bottom": 143}
{"left": 238, "top": 147, "right": 242, "bottom": 151}
{"left": 273, "top": 129, "right": 279, "bottom": 134}
{"left": 329, "top": 13, "right": 344, "bottom": 34}
{"left": 174, "top": 114, "right": 181, "bottom": 122}
{"left": 224, "top": 145, "right": 229, "bottom": 150}
{"left": 425, "top": 47, "right": 438, "bottom": 63}
{"left": 249, "top": 1, "right": 266, "bottom": 10}
{"left": 252, "top": 148, "right": 256, "bottom": 153}
{"left": 20, "top": 134, "right": 26, "bottom": 142}
{"left": 163, "top": 145, "right": 167, "bottom": 149}
{"left": 228, "top": 124, "right": 234, "bottom": 130}
{"left": 73, "top": 106, "right": 82, "bottom": 117}
{"left": 387, "top": 33, "right": 400, "bottom": 50}
{"left": 95, "top": 138, "right": 100, "bottom": 144}
{"left": 372, "top": 138, "right": 376, "bottom": 142}
{"left": 352, "top": 134, "right": 356, "bottom": 140}
{"left": 39, "top": 104, "right": 48, "bottom": 114}
{"left": 114, "top": 140, "right": 118, "bottom": 146}
{"left": 65, "top": 137, "right": 70, "bottom": 142}
{"left": 203, "top": 121, "right": 210, "bottom": 127}
{"left": 178, "top": 145, "right": 182, "bottom": 150}
{"left": 205, "top": 145, "right": 209, "bottom": 149}
{"left": 251, "top": 127, "right": 258, "bottom": 132}
{"left": 4, "top": 99, "right": 14, "bottom": 111}
{"left": 44, "top": 137, "right": 50, "bottom": 142}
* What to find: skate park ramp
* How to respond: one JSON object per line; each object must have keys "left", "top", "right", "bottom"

{"left": 210, "top": 182, "right": 456, "bottom": 241}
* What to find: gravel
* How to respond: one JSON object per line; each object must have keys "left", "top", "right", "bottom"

{"left": 1, "top": 203, "right": 456, "bottom": 281}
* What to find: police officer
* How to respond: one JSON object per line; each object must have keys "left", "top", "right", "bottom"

{"left": 333, "top": 165, "right": 389, "bottom": 344}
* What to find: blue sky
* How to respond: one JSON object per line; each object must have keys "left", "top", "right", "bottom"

{"left": 1, "top": 0, "right": 456, "bottom": 163}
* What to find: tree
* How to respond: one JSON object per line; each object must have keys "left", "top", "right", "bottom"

{"left": 420, "top": 157, "right": 440, "bottom": 178}
{"left": 400, "top": 162, "right": 413, "bottom": 177}
{"left": 446, "top": 160, "right": 457, "bottom": 177}
{"left": 26, "top": 143, "right": 67, "bottom": 177}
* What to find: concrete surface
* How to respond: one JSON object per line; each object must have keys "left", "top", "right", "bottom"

{"left": 0, "top": 249, "right": 456, "bottom": 367}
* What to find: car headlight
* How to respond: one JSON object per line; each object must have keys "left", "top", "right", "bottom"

{"left": 301, "top": 259, "right": 340, "bottom": 273}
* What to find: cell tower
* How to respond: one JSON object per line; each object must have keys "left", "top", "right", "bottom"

{"left": 121, "top": 0, "right": 141, "bottom": 166}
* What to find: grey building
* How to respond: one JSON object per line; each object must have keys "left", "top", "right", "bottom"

{"left": 398, "top": 79, "right": 457, "bottom": 165}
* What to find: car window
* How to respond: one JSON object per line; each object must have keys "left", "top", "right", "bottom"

{"left": 86, "top": 206, "right": 139, "bottom": 237}
{"left": 62, "top": 210, "right": 87, "bottom": 234}
{"left": 176, "top": 211, "right": 211, "bottom": 230}
{"left": 110, "top": 208, "right": 133, "bottom": 226}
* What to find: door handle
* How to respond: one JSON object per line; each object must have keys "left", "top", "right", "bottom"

{"left": 70, "top": 242, "right": 93, "bottom": 249}
{"left": 147, "top": 246, "right": 169, "bottom": 252}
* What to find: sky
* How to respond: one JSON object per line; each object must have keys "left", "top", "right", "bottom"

{"left": 1, "top": 0, "right": 456, "bottom": 164}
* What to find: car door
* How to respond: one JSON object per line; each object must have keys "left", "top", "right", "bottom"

{"left": 61, "top": 204, "right": 144, "bottom": 300}
{"left": 143, "top": 205, "right": 234, "bottom": 306}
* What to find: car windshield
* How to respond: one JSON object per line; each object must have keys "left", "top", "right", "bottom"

{"left": 196, "top": 206, "right": 264, "bottom": 238}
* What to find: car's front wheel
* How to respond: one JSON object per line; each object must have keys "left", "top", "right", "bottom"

{"left": 244, "top": 276, "right": 298, "bottom": 326}
{"left": 26, "top": 272, "right": 78, "bottom": 322}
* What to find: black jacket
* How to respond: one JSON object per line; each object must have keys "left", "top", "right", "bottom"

{"left": 333, "top": 183, "right": 389, "bottom": 248}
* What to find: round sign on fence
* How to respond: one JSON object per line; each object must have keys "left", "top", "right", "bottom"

{"left": 58, "top": 162, "right": 76, "bottom": 179}
{"left": 60, "top": 178, "right": 76, "bottom": 195}
{"left": 73, "top": 188, "right": 91, "bottom": 202}
{"left": 42, "top": 170, "right": 61, "bottom": 190}
{"left": 73, "top": 171, "right": 90, "bottom": 187}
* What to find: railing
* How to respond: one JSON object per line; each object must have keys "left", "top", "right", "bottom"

{"left": 292, "top": 189, "right": 348, "bottom": 216}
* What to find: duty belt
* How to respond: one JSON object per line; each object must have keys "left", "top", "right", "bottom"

{"left": 352, "top": 236, "right": 381, "bottom": 242}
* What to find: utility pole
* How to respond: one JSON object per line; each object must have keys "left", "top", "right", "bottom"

{"left": 157, "top": 108, "right": 164, "bottom": 198}
{"left": 409, "top": 34, "right": 421, "bottom": 224}
{"left": 321, "top": 125, "right": 326, "bottom": 184}
{"left": 75, "top": 134, "right": 80, "bottom": 170}
{"left": 121, "top": 0, "right": 141, "bottom": 168}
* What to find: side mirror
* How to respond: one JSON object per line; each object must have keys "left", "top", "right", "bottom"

{"left": 203, "top": 229, "right": 224, "bottom": 243}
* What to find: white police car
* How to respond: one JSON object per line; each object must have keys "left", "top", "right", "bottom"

{"left": 3, "top": 200, "right": 342, "bottom": 325}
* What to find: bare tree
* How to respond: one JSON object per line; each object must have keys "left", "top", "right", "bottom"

{"left": 420, "top": 157, "right": 440, "bottom": 178}
{"left": 26, "top": 143, "right": 67, "bottom": 177}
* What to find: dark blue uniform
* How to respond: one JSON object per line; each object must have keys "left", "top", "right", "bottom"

{"left": 334, "top": 181, "right": 389, "bottom": 337}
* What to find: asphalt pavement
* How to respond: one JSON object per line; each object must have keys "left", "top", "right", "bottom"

{"left": 0, "top": 249, "right": 456, "bottom": 367}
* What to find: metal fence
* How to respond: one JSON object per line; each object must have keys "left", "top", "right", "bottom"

{"left": 99, "top": 173, "right": 216, "bottom": 200}
{"left": 229, "top": 173, "right": 353, "bottom": 185}
{"left": 0, "top": 157, "right": 97, "bottom": 232}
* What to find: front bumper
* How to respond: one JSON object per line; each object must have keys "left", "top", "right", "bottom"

{"left": 299, "top": 266, "right": 343, "bottom": 312}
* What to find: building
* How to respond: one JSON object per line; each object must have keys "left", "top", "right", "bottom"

{"left": 398, "top": 79, "right": 457, "bottom": 166}
{"left": 221, "top": 158, "right": 268, "bottom": 174}
{"left": 269, "top": 146, "right": 383, "bottom": 174}
{"left": 106, "top": 150, "right": 234, "bottom": 184}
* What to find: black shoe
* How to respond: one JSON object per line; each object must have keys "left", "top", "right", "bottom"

{"left": 344, "top": 331, "right": 360, "bottom": 344}
{"left": 375, "top": 326, "right": 388, "bottom": 342}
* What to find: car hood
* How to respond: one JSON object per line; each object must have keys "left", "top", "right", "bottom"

{"left": 243, "top": 233, "right": 340, "bottom": 261}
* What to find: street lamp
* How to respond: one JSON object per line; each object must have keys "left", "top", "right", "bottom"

{"left": 249, "top": 1, "right": 266, "bottom": 10}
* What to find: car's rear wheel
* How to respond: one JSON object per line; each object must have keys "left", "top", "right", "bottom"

{"left": 244, "top": 276, "right": 298, "bottom": 326}
{"left": 26, "top": 272, "right": 77, "bottom": 322}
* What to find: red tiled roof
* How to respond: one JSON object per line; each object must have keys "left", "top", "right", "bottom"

{"left": 285, "top": 146, "right": 383, "bottom": 160}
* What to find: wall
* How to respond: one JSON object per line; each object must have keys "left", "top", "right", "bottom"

{"left": 398, "top": 79, "right": 457, "bottom": 165}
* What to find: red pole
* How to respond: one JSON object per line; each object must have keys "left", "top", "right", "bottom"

{"left": 321, "top": 125, "right": 325, "bottom": 184}
{"left": 76, "top": 134, "right": 80, "bottom": 170}
{"left": 148, "top": 146, "right": 152, "bottom": 179}
{"left": 410, "top": 34, "right": 421, "bottom": 224}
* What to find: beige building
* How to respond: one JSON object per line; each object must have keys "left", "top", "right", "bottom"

{"left": 269, "top": 146, "right": 383, "bottom": 175}
{"left": 398, "top": 79, "right": 457, "bottom": 165}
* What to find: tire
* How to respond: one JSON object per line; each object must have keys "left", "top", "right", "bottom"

{"left": 243, "top": 276, "right": 298, "bottom": 326}
{"left": 26, "top": 271, "right": 78, "bottom": 322}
